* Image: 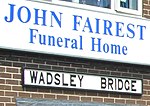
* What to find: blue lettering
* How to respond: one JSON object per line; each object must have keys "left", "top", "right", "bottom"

{"left": 103, "top": 43, "right": 109, "bottom": 53}
{"left": 95, "top": 18, "right": 100, "bottom": 34}
{"left": 91, "top": 37, "right": 128, "bottom": 55}
{"left": 50, "top": 11, "right": 62, "bottom": 28}
{"left": 39, "top": 34, "right": 46, "bottom": 45}
{"left": 111, "top": 44, "right": 121, "bottom": 54}
{"left": 137, "top": 25, "right": 146, "bottom": 40}
{"left": 29, "top": 28, "right": 38, "bottom": 44}
{"left": 34, "top": 9, "right": 47, "bottom": 26}
{"left": 122, "top": 46, "right": 128, "bottom": 55}
{"left": 18, "top": 6, "right": 31, "bottom": 23}
{"left": 82, "top": 17, "right": 93, "bottom": 33}
{"left": 57, "top": 37, "right": 63, "bottom": 47}
{"left": 48, "top": 36, "right": 55, "bottom": 46}
{"left": 103, "top": 20, "right": 113, "bottom": 35}
{"left": 91, "top": 37, "right": 102, "bottom": 52}
{"left": 116, "top": 22, "right": 124, "bottom": 37}
{"left": 71, "top": 39, "right": 78, "bottom": 49}
{"left": 64, "top": 38, "right": 70, "bottom": 48}
{"left": 127, "top": 23, "right": 135, "bottom": 39}
{"left": 79, "top": 36, "right": 83, "bottom": 50}
{"left": 73, "top": 15, "right": 82, "bottom": 31}
{"left": 4, "top": 4, "right": 15, "bottom": 22}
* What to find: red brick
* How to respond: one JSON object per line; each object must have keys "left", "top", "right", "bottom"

{"left": 12, "top": 98, "right": 16, "bottom": 102}
{"left": 6, "top": 67, "right": 19, "bottom": 73}
{"left": 98, "top": 92, "right": 109, "bottom": 97}
{"left": 81, "top": 97, "right": 91, "bottom": 102}
{"left": 148, "top": 91, "right": 150, "bottom": 95}
{"left": 5, "top": 91, "right": 17, "bottom": 97}
{"left": 0, "top": 97, "right": 11, "bottom": 102}
{"left": 110, "top": 94, "right": 119, "bottom": 98}
{"left": 143, "top": 0, "right": 148, "bottom": 4}
{"left": 115, "top": 99, "right": 125, "bottom": 104}
{"left": 144, "top": 15, "right": 150, "bottom": 19}
{"left": 6, "top": 103, "right": 16, "bottom": 106}
{"left": 143, "top": 90, "right": 147, "bottom": 95}
{"left": 44, "top": 94, "right": 55, "bottom": 99}
{"left": 0, "top": 73, "right": 11, "bottom": 78}
{"left": 104, "top": 98, "right": 114, "bottom": 103}
{"left": 142, "top": 95, "right": 150, "bottom": 100}
{"left": 0, "top": 91, "right": 4, "bottom": 96}
{"left": 0, "top": 67, "right": 5, "bottom": 72}
{"left": 126, "top": 100, "right": 135, "bottom": 104}
{"left": 13, "top": 74, "right": 21, "bottom": 79}
{"left": 143, "top": 80, "right": 149, "bottom": 85}
{"left": 147, "top": 101, "right": 150, "bottom": 105}
{"left": 120, "top": 94, "right": 131, "bottom": 98}
{"left": 63, "top": 89, "right": 75, "bottom": 95}
{"left": 0, "top": 85, "right": 11, "bottom": 90}
{"left": 144, "top": 5, "right": 150, "bottom": 10}
{"left": 25, "top": 87, "right": 38, "bottom": 92}
{"left": 74, "top": 90, "right": 86, "bottom": 96}
{"left": 31, "top": 93, "right": 43, "bottom": 99}
{"left": 136, "top": 100, "right": 146, "bottom": 105}
{"left": 6, "top": 79, "right": 18, "bottom": 85}
{"left": 0, "top": 103, "right": 4, "bottom": 106}
{"left": 131, "top": 95, "right": 141, "bottom": 99}
{"left": 19, "top": 92, "right": 30, "bottom": 98}
{"left": 0, "top": 79, "right": 5, "bottom": 84}
{"left": 92, "top": 97, "right": 103, "bottom": 103}
{"left": 57, "top": 95, "right": 68, "bottom": 100}
{"left": 143, "top": 10, "right": 148, "bottom": 15}
{"left": 12, "top": 86, "right": 23, "bottom": 91}
{"left": 69, "top": 96, "right": 80, "bottom": 101}
{"left": 38, "top": 88, "right": 50, "bottom": 93}
{"left": 143, "top": 85, "right": 150, "bottom": 90}
{"left": 51, "top": 89, "right": 62, "bottom": 94}
{"left": 149, "top": 80, "right": 150, "bottom": 85}
{"left": 86, "top": 92, "right": 98, "bottom": 96}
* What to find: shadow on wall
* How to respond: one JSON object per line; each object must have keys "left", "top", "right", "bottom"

{"left": 16, "top": 98, "right": 142, "bottom": 106}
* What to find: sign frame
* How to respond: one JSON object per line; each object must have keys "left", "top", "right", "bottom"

{"left": 22, "top": 68, "right": 143, "bottom": 95}
{"left": 0, "top": 0, "right": 150, "bottom": 66}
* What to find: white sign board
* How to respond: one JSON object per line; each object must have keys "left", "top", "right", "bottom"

{"left": 23, "top": 69, "right": 143, "bottom": 95}
{"left": 0, "top": 0, "right": 150, "bottom": 65}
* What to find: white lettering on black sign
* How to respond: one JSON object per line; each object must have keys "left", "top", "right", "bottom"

{"left": 23, "top": 69, "right": 142, "bottom": 95}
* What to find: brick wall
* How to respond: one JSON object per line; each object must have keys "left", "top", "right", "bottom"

{"left": 143, "top": 0, "right": 150, "bottom": 18}
{"left": 0, "top": 1, "right": 150, "bottom": 106}
{"left": 0, "top": 49, "right": 150, "bottom": 106}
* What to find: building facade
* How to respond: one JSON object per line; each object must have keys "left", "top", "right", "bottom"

{"left": 0, "top": 0, "right": 150, "bottom": 106}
